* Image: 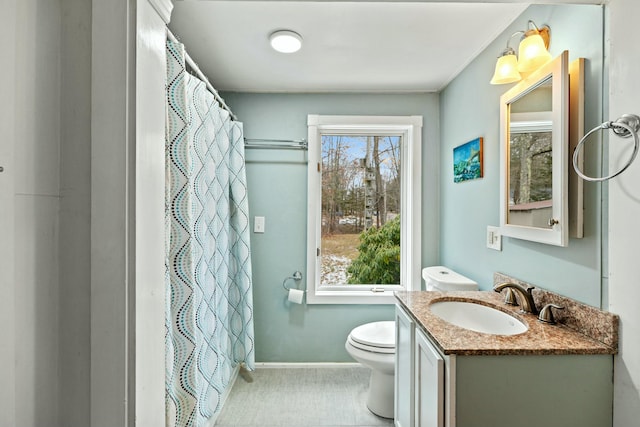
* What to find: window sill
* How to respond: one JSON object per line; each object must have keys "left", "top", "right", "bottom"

{"left": 306, "top": 286, "right": 402, "bottom": 305}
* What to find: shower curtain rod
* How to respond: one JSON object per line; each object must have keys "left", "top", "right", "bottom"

{"left": 244, "top": 138, "right": 308, "bottom": 150}
{"left": 167, "top": 29, "right": 238, "bottom": 121}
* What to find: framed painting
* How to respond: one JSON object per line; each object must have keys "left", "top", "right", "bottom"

{"left": 453, "top": 137, "right": 483, "bottom": 182}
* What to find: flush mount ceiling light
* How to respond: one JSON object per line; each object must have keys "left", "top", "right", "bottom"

{"left": 490, "top": 20, "right": 552, "bottom": 85}
{"left": 269, "top": 30, "right": 303, "bottom": 53}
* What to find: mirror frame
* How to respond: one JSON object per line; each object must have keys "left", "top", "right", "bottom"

{"left": 499, "top": 50, "right": 569, "bottom": 247}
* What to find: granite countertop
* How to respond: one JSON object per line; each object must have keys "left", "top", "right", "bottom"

{"left": 395, "top": 290, "right": 617, "bottom": 356}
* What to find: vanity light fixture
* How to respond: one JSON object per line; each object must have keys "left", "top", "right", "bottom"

{"left": 490, "top": 20, "right": 552, "bottom": 85}
{"left": 490, "top": 45, "right": 521, "bottom": 85}
{"left": 269, "top": 30, "right": 303, "bottom": 53}
{"left": 517, "top": 21, "right": 552, "bottom": 73}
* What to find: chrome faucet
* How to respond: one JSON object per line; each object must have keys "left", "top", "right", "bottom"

{"left": 493, "top": 282, "right": 538, "bottom": 314}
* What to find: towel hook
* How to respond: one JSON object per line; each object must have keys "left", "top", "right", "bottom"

{"left": 282, "top": 271, "right": 303, "bottom": 291}
{"left": 573, "top": 114, "right": 640, "bottom": 182}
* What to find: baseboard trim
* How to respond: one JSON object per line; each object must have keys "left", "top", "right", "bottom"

{"left": 254, "top": 362, "right": 362, "bottom": 369}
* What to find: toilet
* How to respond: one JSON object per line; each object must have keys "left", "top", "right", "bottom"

{"left": 422, "top": 265, "right": 479, "bottom": 292}
{"left": 345, "top": 266, "right": 478, "bottom": 419}
{"left": 345, "top": 321, "right": 395, "bottom": 418}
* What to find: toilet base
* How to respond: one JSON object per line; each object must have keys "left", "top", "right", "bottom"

{"left": 366, "top": 368, "right": 394, "bottom": 419}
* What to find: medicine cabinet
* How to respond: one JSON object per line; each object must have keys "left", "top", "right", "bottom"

{"left": 499, "top": 51, "right": 569, "bottom": 247}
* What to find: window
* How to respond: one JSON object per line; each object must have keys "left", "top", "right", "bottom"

{"left": 306, "top": 115, "right": 422, "bottom": 304}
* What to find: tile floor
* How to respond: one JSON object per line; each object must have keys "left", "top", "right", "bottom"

{"left": 215, "top": 366, "right": 395, "bottom": 427}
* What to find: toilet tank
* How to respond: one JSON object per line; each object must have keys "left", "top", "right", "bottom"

{"left": 422, "top": 266, "right": 478, "bottom": 291}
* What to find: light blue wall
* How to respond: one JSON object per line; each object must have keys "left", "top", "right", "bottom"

{"left": 221, "top": 93, "right": 440, "bottom": 362}
{"left": 439, "top": 5, "right": 605, "bottom": 306}
{"left": 222, "top": 4, "right": 605, "bottom": 362}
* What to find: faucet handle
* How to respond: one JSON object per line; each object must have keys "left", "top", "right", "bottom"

{"left": 538, "top": 304, "right": 564, "bottom": 324}
{"left": 503, "top": 288, "right": 518, "bottom": 306}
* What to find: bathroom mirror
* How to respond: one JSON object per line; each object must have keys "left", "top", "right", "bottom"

{"left": 499, "top": 51, "right": 569, "bottom": 246}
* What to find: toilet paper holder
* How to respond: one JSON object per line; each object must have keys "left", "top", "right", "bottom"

{"left": 283, "top": 271, "right": 303, "bottom": 291}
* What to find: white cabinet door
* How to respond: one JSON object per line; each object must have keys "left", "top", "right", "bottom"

{"left": 415, "top": 329, "right": 444, "bottom": 427}
{"left": 395, "top": 306, "right": 415, "bottom": 427}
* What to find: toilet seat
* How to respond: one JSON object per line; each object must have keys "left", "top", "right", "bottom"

{"left": 347, "top": 336, "right": 395, "bottom": 354}
{"left": 348, "top": 321, "right": 395, "bottom": 354}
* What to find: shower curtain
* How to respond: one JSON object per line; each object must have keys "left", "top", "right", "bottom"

{"left": 165, "top": 39, "right": 255, "bottom": 427}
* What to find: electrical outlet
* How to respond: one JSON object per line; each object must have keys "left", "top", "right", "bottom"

{"left": 254, "top": 216, "right": 265, "bottom": 233}
{"left": 487, "top": 226, "right": 502, "bottom": 251}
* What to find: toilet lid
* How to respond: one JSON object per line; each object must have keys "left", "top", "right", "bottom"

{"left": 349, "top": 321, "right": 395, "bottom": 349}
{"left": 422, "top": 266, "right": 478, "bottom": 291}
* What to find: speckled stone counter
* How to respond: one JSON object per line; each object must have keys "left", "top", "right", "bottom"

{"left": 394, "top": 290, "right": 618, "bottom": 356}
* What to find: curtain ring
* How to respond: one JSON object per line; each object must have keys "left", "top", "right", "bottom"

{"left": 573, "top": 114, "right": 640, "bottom": 182}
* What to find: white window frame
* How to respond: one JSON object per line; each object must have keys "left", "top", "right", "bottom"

{"left": 306, "top": 115, "right": 422, "bottom": 304}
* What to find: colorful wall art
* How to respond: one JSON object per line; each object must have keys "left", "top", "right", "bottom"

{"left": 453, "top": 137, "right": 483, "bottom": 183}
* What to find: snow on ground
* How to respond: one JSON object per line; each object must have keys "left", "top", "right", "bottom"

{"left": 321, "top": 254, "right": 352, "bottom": 285}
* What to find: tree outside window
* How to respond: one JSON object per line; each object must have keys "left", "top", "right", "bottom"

{"left": 320, "top": 135, "right": 401, "bottom": 286}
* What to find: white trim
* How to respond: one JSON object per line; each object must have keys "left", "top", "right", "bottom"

{"left": 306, "top": 115, "right": 422, "bottom": 305}
{"left": 147, "top": 0, "right": 173, "bottom": 24}
{"left": 135, "top": 1, "right": 169, "bottom": 424}
{"left": 255, "top": 362, "right": 362, "bottom": 369}
{"left": 307, "top": 114, "right": 423, "bottom": 127}
{"left": 509, "top": 111, "right": 553, "bottom": 134}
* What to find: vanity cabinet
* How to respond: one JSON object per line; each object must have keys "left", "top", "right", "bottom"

{"left": 414, "top": 327, "right": 444, "bottom": 427}
{"left": 396, "top": 305, "right": 445, "bottom": 427}
{"left": 395, "top": 304, "right": 614, "bottom": 427}
{"left": 395, "top": 305, "right": 448, "bottom": 427}
{"left": 394, "top": 305, "right": 415, "bottom": 427}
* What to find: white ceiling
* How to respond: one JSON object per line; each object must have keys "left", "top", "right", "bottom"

{"left": 170, "top": 1, "right": 535, "bottom": 93}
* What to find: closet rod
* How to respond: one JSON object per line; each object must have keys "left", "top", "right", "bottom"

{"left": 244, "top": 138, "right": 308, "bottom": 150}
{"left": 166, "top": 29, "right": 238, "bottom": 121}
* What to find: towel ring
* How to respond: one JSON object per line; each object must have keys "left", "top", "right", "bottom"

{"left": 282, "top": 271, "right": 303, "bottom": 291}
{"left": 573, "top": 114, "right": 640, "bottom": 182}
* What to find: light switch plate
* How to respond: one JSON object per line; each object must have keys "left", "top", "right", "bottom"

{"left": 487, "top": 226, "right": 502, "bottom": 251}
{"left": 254, "top": 216, "right": 265, "bottom": 233}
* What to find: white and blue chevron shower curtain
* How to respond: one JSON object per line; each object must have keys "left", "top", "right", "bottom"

{"left": 165, "top": 39, "right": 255, "bottom": 427}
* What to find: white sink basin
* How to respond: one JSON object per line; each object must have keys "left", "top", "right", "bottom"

{"left": 429, "top": 300, "right": 528, "bottom": 336}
